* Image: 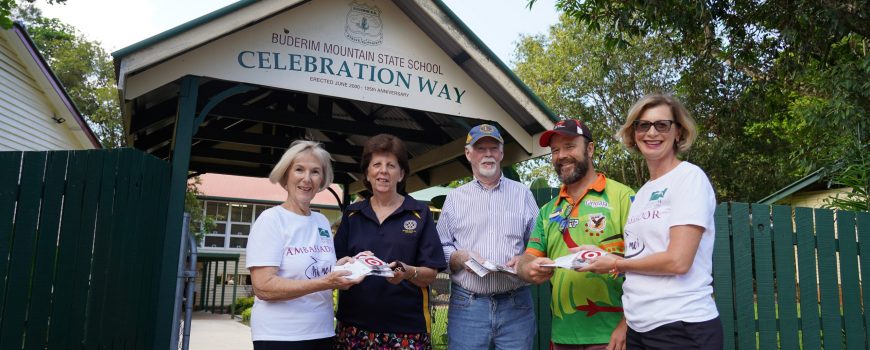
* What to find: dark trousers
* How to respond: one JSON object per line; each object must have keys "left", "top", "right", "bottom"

{"left": 253, "top": 337, "right": 334, "bottom": 350}
{"left": 627, "top": 317, "right": 723, "bottom": 350}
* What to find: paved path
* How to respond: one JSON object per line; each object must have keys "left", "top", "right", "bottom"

{"left": 189, "top": 311, "right": 252, "bottom": 350}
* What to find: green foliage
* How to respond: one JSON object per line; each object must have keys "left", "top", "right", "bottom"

{"left": 333, "top": 289, "right": 338, "bottom": 313}
{"left": 445, "top": 177, "right": 472, "bottom": 188}
{"left": 0, "top": 0, "right": 13, "bottom": 29}
{"left": 233, "top": 296, "right": 255, "bottom": 312}
{"left": 529, "top": 177, "right": 551, "bottom": 190}
{"left": 186, "top": 176, "right": 215, "bottom": 244}
{"left": 516, "top": 156, "right": 556, "bottom": 187}
{"left": 824, "top": 140, "right": 869, "bottom": 212}
{"left": 1, "top": 0, "right": 63, "bottom": 29}
{"left": 521, "top": 0, "right": 869, "bottom": 202}
{"left": 241, "top": 307, "right": 252, "bottom": 322}
{"left": 514, "top": 15, "right": 681, "bottom": 189}
{"left": 515, "top": 15, "right": 748, "bottom": 193}
{"left": 14, "top": 4, "right": 123, "bottom": 148}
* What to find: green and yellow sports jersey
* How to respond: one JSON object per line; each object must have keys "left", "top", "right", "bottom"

{"left": 525, "top": 173, "right": 634, "bottom": 345}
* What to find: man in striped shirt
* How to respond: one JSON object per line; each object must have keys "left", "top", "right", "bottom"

{"left": 437, "top": 124, "right": 540, "bottom": 350}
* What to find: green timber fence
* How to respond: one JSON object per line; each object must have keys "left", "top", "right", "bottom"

{"left": 0, "top": 149, "right": 171, "bottom": 349}
{"left": 712, "top": 202, "right": 870, "bottom": 349}
{"left": 527, "top": 190, "right": 870, "bottom": 349}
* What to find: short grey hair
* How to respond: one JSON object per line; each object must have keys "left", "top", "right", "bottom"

{"left": 269, "top": 140, "right": 333, "bottom": 191}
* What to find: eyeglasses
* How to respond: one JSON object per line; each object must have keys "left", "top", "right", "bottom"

{"left": 633, "top": 120, "right": 677, "bottom": 133}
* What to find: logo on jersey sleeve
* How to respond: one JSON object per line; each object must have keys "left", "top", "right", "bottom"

{"left": 318, "top": 228, "right": 330, "bottom": 238}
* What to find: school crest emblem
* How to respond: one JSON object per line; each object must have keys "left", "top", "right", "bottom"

{"left": 345, "top": 2, "right": 383, "bottom": 46}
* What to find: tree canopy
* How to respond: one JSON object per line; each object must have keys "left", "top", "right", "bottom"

{"left": 519, "top": 0, "right": 868, "bottom": 205}
{"left": 1, "top": 0, "right": 63, "bottom": 28}
{"left": 14, "top": 5, "right": 123, "bottom": 148}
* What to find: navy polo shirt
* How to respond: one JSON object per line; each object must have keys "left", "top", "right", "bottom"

{"left": 334, "top": 195, "right": 447, "bottom": 334}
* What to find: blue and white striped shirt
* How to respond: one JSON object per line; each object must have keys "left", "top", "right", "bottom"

{"left": 437, "top": 176, "right": 539, "bottom": 294}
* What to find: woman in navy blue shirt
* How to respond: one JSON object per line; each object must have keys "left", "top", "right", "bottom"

{"left": 334, "top": 134, "right": 447, "bottom": 350}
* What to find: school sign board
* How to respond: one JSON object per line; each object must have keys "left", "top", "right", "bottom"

{"left": 121, "top": 0, "right": 546, "bottom": 152}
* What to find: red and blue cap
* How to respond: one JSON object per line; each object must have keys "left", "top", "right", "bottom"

{"left": 539, "top": 119, "right": 593, "bottom": 147}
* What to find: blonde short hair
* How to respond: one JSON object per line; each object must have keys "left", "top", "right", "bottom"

{"left": 616, "top": 94, "right": 697, "bottom": 153}
{"left": 268, "top": 140, "right": 333, "bottom": 191}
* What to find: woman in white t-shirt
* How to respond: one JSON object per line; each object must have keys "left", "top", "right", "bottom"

{"left": 246, "top": 140, "right": 363, "bottom": 350}
{"left": 581, "top": 95, "right": 723, "bottom": 349}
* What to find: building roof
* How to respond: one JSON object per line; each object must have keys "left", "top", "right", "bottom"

{"left": 195, "top": 173, "right": 342, "bottom": 208}
{"left": 2, "top": 22, "right": 101, "bottom": 149}
{"left": 757, "top": 168, "right": 826, "bottom": 204}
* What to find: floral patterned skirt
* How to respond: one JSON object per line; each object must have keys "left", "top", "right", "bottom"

{"left": 335, "top": 322, "right": 431, "bottom": 350}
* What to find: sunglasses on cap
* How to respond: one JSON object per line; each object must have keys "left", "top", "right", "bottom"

{"left": 633, "top": 120, "right": 678, "bottom": 133}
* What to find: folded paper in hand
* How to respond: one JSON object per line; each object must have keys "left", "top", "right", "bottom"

{"left": 464, "top": 256, "right": 516, "bottom": 277}
{"left": 334, "top": 253, "right": 395, "bottom": 279}
{"left": 540, "top": 250, "right": 607, "bottom": 269}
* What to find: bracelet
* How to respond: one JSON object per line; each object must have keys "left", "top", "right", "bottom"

{"left": 410, "top": 266, "right": 419, "bottom": 281}
{"left": 614, "top": 259, "right": 623, "bottom": 273}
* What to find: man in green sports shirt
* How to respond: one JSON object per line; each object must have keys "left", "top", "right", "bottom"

{"left": 517, "top": 119, "right": 634, "bottom": 350}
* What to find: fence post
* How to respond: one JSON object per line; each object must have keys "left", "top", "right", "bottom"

{"left": 155, "top": 75, "right": 199, "bottom": 349}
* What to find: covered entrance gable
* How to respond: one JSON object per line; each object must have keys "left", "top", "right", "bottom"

{"left": 114, "top": 0, "right": 557, "bottom": 194}
{"left": 111, "top": 1, "right": 560, "bottom": 346}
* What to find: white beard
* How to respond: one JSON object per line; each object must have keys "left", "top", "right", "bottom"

{"left": 477, "top": 157, "right": 499, "bottom": 178}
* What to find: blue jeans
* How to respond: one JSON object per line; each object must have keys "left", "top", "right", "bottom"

{"left": 447, "top": 284, "right": 536, "bottom": 350}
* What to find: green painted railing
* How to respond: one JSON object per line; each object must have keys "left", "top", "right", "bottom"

{"left": 529, "top": 197, "right": 870, "bottom": 349}
{"left": 0, "top": 149, "right": 171, "bottom": 349}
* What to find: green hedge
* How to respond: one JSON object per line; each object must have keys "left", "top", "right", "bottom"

{"left": 242, "top": 307, "right": 252, "bottom": 322}
{"left": 233, "top": 296, "right": 254, "bottom": 312}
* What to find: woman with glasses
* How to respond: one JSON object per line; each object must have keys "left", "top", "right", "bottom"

{"left": 580, "top": 94, "right": 722, "bottom": 349}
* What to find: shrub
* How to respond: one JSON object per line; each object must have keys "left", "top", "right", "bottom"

{"left": 241, "top": 307, "right": 252, "bottom": 322}
{"left": 233, "top": 296, "right": 254, "bottom": 312}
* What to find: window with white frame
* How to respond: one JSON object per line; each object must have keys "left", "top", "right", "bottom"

{"left": 202, "top": 201, "right": 269, "bottom": 249}
{"left": 201, "top": 200, "right": 341, "bottom": 249}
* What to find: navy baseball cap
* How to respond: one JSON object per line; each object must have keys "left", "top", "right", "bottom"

{"left": 466, "top": 124, "right": 504, "bottom": 146}
{"left": 539, "top": 119, "right": 593, "bottom": 147}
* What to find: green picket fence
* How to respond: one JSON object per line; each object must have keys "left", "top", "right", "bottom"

{"left": 0, "top": 149, "right": 171, "bottom": 349}
{"left": 529, "top": 199, "right": 870, "bottom": 350}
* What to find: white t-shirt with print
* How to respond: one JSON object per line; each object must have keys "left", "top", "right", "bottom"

{"left": 245, "top": 206, "right": 336, "bottom": 341}
{"left": 622, "top": 161, "right": 719, "bottom": 332}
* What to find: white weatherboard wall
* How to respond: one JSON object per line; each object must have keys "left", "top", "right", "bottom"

{"left": 123, "top": 0, "right": 533, "bottom": 152}
{"left": 0, "top": 29, "right": 96, "bottom": 151}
